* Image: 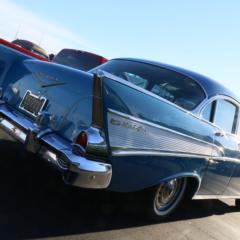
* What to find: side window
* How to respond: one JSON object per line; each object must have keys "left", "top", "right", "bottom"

{"left": 202, "top": 99, "right": 239, "bottom": 134}
{"left": 213, "top": 100, "right": 238, "bottom": 133}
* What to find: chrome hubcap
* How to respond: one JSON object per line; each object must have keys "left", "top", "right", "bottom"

{"left": 154, "top": 178, "right": 181, "bottom": 212}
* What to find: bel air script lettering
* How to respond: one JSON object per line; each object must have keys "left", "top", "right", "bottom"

{"left": 110, "top": 118, "right": 146, "bottom": 134}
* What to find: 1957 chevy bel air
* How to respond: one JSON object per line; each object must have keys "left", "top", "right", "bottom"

{"left": 1, "top": 43, "right": 240, "bottom": 219}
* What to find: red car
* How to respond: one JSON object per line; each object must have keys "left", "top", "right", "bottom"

{"left": 0, "top": 38, "right": 49, "bottom": 61}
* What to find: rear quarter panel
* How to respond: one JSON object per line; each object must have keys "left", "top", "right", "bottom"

{"left": 102, "top": 77, "right": 218, "bottom": 192}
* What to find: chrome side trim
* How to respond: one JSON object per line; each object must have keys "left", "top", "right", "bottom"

{"left": 193, "top": 195, "right": 239, "bottom": 200}
{"left": 112, "top": 150, "right": 210, "bottom": 158}
{"left": 112, "top": 150, "right": 240, "bottom": 164}
{"left": 108, "top": 109, "right": 218, "bottom": 150}
{"left": 211, "top": 156, "right": 240, "bottom": 164}
{"left": 108, "top": 108, "right": 223, "bottom": 157}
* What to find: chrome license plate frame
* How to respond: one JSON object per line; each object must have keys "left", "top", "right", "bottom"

{"left": 19, "top": 90, "right": 47, "bottom": 118}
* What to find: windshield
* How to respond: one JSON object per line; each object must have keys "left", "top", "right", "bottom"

{"left": 90, "top": 59, "right": 206, "bottom": 110}
{"left": 54, "top": 49, "right": 100, "bottom": 71}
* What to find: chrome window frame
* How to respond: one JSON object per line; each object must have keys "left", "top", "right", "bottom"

{"left": 199, "top": 95, "right": 240, "bottom": 136}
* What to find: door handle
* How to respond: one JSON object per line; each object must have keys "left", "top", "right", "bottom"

{"left": 214, "top": 131, "right": 225, "bottom": 137}
{"left": 209, "top": 159, "right": 217, "bottom": 165}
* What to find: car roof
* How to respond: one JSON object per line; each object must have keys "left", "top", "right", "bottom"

{"left": 114, "top": 58, "right": 239, "bottom": 103}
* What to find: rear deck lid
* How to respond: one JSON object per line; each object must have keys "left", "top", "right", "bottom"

{"left": 3, "top": 59, "right": 94, "bottom": 141}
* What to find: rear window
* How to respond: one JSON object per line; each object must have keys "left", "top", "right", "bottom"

{"left": 92, "top": 60, "right": 206, "bottom": 111}
{"left": 53, "top": 49, "right": 100, "bottom": 71}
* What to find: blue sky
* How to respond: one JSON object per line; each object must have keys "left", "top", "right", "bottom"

{"left": 0, "top": 0, "right": 240, "bottom": 95}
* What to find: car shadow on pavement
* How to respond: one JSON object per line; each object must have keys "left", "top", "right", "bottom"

{"left": 0, "top": 138, "right": 238, "bottom": 240}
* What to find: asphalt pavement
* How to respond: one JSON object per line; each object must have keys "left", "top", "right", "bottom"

{"left": 0, "top": 129, "right": 240, "bottom": 240}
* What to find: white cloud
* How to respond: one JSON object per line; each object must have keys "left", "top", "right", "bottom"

{"left": 0, "top": 0, "right": 97, "bottom": 54}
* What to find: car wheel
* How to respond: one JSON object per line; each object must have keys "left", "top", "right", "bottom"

{"left": 145, "top": 177, "right": 187, "bottom": 220}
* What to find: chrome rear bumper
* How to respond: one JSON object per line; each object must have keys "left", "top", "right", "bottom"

{"left": 0, "top": 103, "right": 112, "bottom": 189}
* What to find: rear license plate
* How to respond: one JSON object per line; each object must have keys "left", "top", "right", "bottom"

{"left": 19, "top": 91, "right": 47, "bottom": 117}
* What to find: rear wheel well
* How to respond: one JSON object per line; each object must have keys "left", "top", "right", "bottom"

{"left": 184, "top": 177, "right": 200, "bottom": 200}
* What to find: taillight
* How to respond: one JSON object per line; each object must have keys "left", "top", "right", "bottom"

{"left": 75, "top": 131, "right": 88, "bottom": 148}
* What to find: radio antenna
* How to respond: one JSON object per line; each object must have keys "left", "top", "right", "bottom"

{"left": 14, "top": 24, "right": 21, "bottom": 40}
{"left": 39, "top": 32, "right": 45, "bottom": 46}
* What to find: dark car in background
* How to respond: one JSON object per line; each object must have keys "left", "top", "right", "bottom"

{"left": 53, "top": 48, "right": 108, "bottom": 71}
{"left": 12, "top": 39, "right": 49, "bottom": 59}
